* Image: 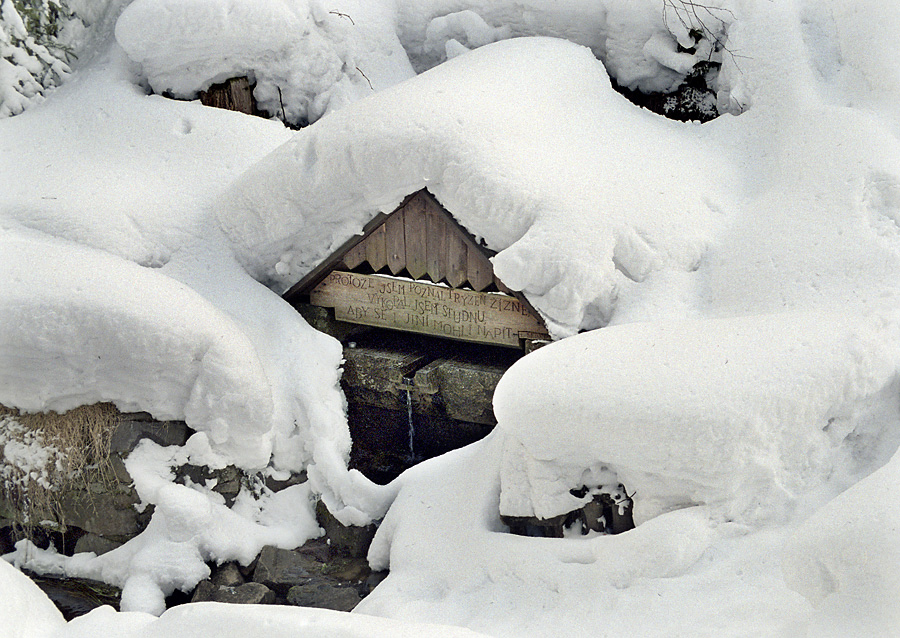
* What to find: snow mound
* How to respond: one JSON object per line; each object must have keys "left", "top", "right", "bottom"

{"left": 59, "top": 600, "right": 493, "bottom": 638}
{"left": 783, "top": 444, "right": 900, "bottom": 636}
{"left": 395, "top": 0, "right": 731, "bottom": 98}
{"left": 0, "top": 558, "right": 65, "bottom": 638}
{"left": 114, "top": 0, "right": 415, "bottom": 126}
{"left": 494, "top": 311, "right": 900, "bottom": 524}
{"left": 0, "top": 230, "right": 274, "bottom": 468}
{"left": 218, "top": 36, "right": 723, "bottom": 338}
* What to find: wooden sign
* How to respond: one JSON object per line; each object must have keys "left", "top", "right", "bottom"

{"left": 310, "top": 271, "right": 550, "bottom": 347}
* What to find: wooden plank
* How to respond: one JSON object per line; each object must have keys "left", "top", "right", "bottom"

{"left": 404, "top": 194, "right": 428, "bottom": 280}
{"left": 310, "top": 271, "right": 550, "bottom": 347}
{"left": 365, "top": 224, "right": 387, "bottom": 272}
{"left": 494, "top": 277, "right": 512, "bottom": 295}
{"left": 200, "top": 77, "right": 255, "bottom": 115}
{"left": 385, "top": 209, "right": 406, "bottom": 275}
{"left": 342, "top": 241, "right": 367, "bottom": 270}
{"left": 425, "top": 201, "right": 447, "bottom": 283}
{"left": 446, "top": 232, "right": 468, "bottom": 288}
{"left": 467, "top": 248, "right": 494, "bottom": 291}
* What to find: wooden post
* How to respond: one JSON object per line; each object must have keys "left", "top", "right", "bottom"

{"left": 200, "top": 77, "right": 256, "bottom": 115}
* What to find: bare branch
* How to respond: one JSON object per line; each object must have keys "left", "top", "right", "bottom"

{"left": 329, "top": 11, "right": 355, "bottom": 25}
{"left": 356, "top": 66, "right": 374, "bottom": 91}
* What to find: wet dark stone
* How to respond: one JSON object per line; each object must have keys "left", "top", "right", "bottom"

{"left": 315, "top": 500, "right": 377, "bottom": 559}
{"left": 109, "top": 418, "right": 189, "bottom": 455}
{"left": 210, "top": 561, "right": 244, "bottom": 588}
{"left": 286, "top": 579, "right": 361, "bottom": 611}
{"left": 192, "top": 580, "right": 275, "bottom": 605}
{"left": 251, "top": 546, "right": 319, "bottom": 595}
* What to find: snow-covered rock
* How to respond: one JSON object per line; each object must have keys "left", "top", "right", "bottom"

{"left": 115, "top": 0, "right": 415, "bottom": 126}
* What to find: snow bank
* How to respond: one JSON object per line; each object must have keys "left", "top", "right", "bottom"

{"left": 4, "top": 436, "right": 323, "bottom": 615}
{"left": 0, "top": 558, "right": 65, "bottom": 638}
{"left": 494, "top": 311, "right": 900, "bottom": 524}
{"left": 113, "top": 0, "right": 732, "bottom": 128}
{"left": 0, "top": 230, "right": 275, "bottom": 467}
{"left": 115, "top": 0, "right": 415, "bottom": 126}
{"left": 783, "top": 445, "right": 900, "bottom": 636}
{"left": 3, "top": 0, "right": 900, "bottom": 635}
{"left": 0, "top": 37, "right": 388, "bottom": 614}
{"left": 218, "top": 36, "right": 724, "bottom": 338}
{"left": 56, "top": 601, "right": 493, "bottom": 638}
{"left": 395, "top": 0, "right": 730, "bottom": 96}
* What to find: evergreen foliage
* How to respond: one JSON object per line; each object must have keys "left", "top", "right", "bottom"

{"left": 0, "top": 0, "right": 78, "bottom": 117}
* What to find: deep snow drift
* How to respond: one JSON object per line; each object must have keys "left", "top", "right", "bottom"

{"left": 2, "top": 0, "right": 900, "bottom": 636}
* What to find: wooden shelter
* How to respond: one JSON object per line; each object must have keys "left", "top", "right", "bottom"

{"left": 284, "top": 190, "right": 550, "bottom": 348}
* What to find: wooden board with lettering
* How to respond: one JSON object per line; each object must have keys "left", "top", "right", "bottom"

{"left": 310, "top": 271, "right": 550, "bottom": 347}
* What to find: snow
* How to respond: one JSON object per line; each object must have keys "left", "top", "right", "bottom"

{"left": 218, "top": 35, "right": 724, "bottom": 337}
{"left": 494, "top": 311, "right": 900, "bottom": 525}
{"left": 54, "top": 601, "right": 492, "bottom": 638}
{"left": 1, "top": 0, "right": 900, "bottom": 635}
{"left": 0, "top": 558, "right": 65, "bottom": 638}
{"left": 115, "top": 0, "right": 416, "bottom": 126}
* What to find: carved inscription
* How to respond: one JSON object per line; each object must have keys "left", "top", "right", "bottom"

{"left": 310, "top": 271, "right": 550, "bottom": 347}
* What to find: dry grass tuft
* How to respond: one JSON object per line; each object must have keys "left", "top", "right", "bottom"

{"left": 0, "top": 403, "right": 119, "bottom": 529}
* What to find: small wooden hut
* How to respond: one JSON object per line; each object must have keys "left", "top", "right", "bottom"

{"left": 284, "top": 190, "right": 550, "bottom": 348}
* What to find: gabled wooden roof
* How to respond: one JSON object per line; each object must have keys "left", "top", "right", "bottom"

{"left": 283, "top": 189, "right": 550, "bottom": 347}
{"left": 285, "top": 189, "right": 507, "bottom": 300}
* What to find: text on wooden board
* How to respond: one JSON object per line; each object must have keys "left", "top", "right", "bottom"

{"left": 310, "top": 271, "right": 549, "bottom": 347}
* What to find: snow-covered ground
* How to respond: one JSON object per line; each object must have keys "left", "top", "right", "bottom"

{"left": 3, "top": 0, "right": 900, "bottom": 636}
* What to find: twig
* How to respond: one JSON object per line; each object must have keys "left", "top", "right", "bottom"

{"left": 356, "top": 66, "right": 374, "bottom": 91}
{"left": 277, "top": 85, "right": 287, "bottom": 123}
{"left": 661, "top": 0, "right": 746, "bottom": 71}
{"left": 329, "top": 11, "right": 354, "bottom": 25}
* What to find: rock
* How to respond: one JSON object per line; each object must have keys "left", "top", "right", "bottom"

{"left": 210, "top": 562, "right": 244, "bottom": 588}
{"left": 28, "top": 573, "right": 121, "bottom": 620}
{"left": 252, "top": 546, "right": 319, "bottom": 594}
{"left": 327, "top": 558, "right": 370, "bottom": 582}
{"left": 190, "top": 579, "right": 218, "bottom": 603}
{"left": 341, "top": 343, "right": 430, "bottom": 411}
{"left": 286, "top": 579, "right": 361, "bottom": 611}
{"left": 363, "top": 571, "right": 388, "bottom": 594}
{"left": 56, "top": 488, "right": 149, "bottom": 540}
{"left": 216, "top": 583, "right": 276, "bottom": 605}
{"left": 264, "top": 470, "right": 307, "bottom": 493}
{"left": 109, "top": 418, "right": 189, "bottom": 455}
{"left": 175, "top": 465, "right": 243, "bottom": 506}
{"left": 315, "top": 500, "right": 377, "bottom": 559}
{"left": 192, "top": 580, "right": 274, "bottom": 605}
{"left": 73, "top": 533, "right": 122, "bottom": 556}
{"left": 413, "top": 358, "right": 505, "bottom": 425}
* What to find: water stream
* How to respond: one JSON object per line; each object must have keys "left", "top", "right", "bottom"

{"left": 402, "top": 377, "right": 415, "bottom": 461}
